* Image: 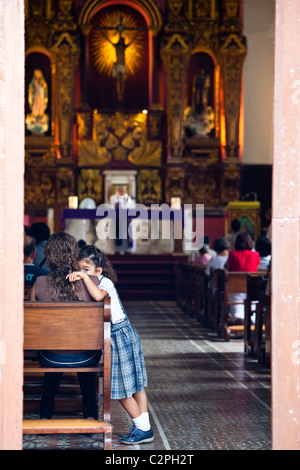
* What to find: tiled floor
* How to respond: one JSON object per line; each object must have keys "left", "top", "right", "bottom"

{"left": 23, "top": 301, "right": 271, "bottom": 451}
{"left": 130, "top": 301, "right": 271, "bottom": 451}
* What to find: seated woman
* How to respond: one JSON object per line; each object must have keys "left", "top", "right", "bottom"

{"left": 255, "top": 236, "right": 271, "bottom": 270}
{"left": 193, "top": 244, "right": 212, "bottom": 269}
{"left": 225, "top": 232, "right": 260, "bottom": 324}
{"left": 204, "top": 237, "right": 230, "bottom": 275}
{"left": 30, "top": 232, "right": 101, "bottom": 420}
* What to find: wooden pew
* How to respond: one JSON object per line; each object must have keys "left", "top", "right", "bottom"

{"left": 193, "top": 267, "right": 208, "bottom": 325}
{"left": 244, "top": 273, "right": 268, "bottom": 357}
{"left": 219, "top": 270, "right": 268, "bottom": 342}
{"left": 176, "top": 262, "right": 210, "bottom": 325}
{"left": 217, "top": 270, "right": 249, "bottom": 340}
{"left": 206, "top": 269, "right": 224, "bottom": 332}
{"left": 176, "top": 262, "right": 188, "bottom": 309}
{"left": 175, "top": 261, "right": 187, "bottom": 308}
{"left": 23, "top": 298, "right": 112, "bottom": 450}
{"left": 263, "top": 283, "right": 271, "bottom": 367}
{"left": 185, "top": 265, "right": 197, "bottom": 317}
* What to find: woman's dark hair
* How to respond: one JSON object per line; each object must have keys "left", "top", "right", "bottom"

{"left": 231, "top": 219, "right": 241, "bottom": 232}
{"left": 29, "top": 222, "right": 50, "bottom": 244}
{"left": 213, "top": 237, "right": 230, "bottom": 254}
{"left": 255, "top": 236, "right": 271, "bottom": 257}
{"left": 45, "top": 232, "right": 81, "bottom": 301}
{"left": 78, "top": 239, "right": 87, "bottom": 248}
{"left": 199, "top": 245, "right": 208, "bottom": 255}
{"left": 78, "top": 245, "right": 118, "bottom": 284}
{"left": 234, "top": 232, "right": 254, "bottom": 251}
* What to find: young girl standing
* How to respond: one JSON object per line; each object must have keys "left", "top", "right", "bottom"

{"left": 67, "top": 245, "right": 153, "bottom": 445}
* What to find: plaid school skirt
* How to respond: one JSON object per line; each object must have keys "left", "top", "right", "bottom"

{"left": 110, "top": 317, "right": 148, "bottom": 400}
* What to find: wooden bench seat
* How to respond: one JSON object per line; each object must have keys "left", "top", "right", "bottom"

{"left": 23, "top": 298, "right": 112, "bottom": 450}
{"left": 24, "top": 360, "right": 104, "bottom": 373}
{"left": 23, "top": 418, "right": 112, "bottom": 435}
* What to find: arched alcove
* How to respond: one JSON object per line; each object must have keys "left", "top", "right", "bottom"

{"left": 186, "top": 51, "right": 217, "bottom": 139}
{"left": 87, "top": 4, "right": 149, "bottom": 109}
{"left": 78, "top": 0, "right": 162, "bottom": 32}
{"left": 25, "top": 52, "right": 52, "bottom": 136}
{"left": 78, "top": 0, "right": 163, "bottom": 109}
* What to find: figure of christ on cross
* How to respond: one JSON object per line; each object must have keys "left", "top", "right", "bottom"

{"left": 96, "top": 15, "right": 144, "bottom": 103}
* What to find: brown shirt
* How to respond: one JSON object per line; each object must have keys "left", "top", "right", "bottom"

{"left": 33, "top": 274, "right": 100, "bottom": 354}
{"left": 34, "top": 274, "right": 99, "bottom": 302}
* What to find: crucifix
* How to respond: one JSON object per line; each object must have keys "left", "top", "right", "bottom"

{"left": 95, "top": 15, "right": 145, "bottom": 103}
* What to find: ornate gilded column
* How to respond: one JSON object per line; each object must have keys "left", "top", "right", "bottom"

{"left": 51, "top": 0, "right": 80, "bottom": 164}
{"left": 218, "top": 0, "right": 247, "bottom": 202}
{"left": 160, "top": 0, "right": 191, "bottom": 163}
{"left": 218, "top": 0, "right": 246, "bottom": 161}
{"left": 79, "top": 24, "right": 92, "bottom": 109}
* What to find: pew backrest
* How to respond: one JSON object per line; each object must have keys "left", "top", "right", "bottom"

{"left": 24, "top": 299, "right": 111, "bottom": 351}
{"left": 225, "top": 271, "right": 248, "bottom": 294}
{"left": 23, "top": 297, "right": 112, "bottom": 449}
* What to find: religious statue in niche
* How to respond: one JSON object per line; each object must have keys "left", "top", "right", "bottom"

{"left": 25, "top": 69, "right": 49, "bottom": 134}
{"left": 184, "top": 69, "right": 215, "bottom": 138}
{"left": 90, "top": 12, "right": 146, "bottom": 103}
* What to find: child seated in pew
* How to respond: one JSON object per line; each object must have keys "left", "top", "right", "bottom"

{"left": 30, "top": 232, "right": 102, "bottom": 420}
{"left": 67, "top": 245, "right": 154, "bottom": 445}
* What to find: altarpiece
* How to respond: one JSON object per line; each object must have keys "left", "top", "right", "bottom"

{"left": 24, "top": 0, "right": 247, "bottom": 245}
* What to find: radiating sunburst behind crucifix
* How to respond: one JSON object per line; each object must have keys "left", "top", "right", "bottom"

{"left": 90, "top": 11, "right": 146, "bottom": 103}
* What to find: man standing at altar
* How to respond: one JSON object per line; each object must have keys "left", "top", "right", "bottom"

{"left": 110, "top": 185, "right": 135, "bottom": 253}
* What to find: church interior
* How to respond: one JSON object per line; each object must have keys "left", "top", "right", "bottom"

{"left": 24, "top": 0, "right": 274, "bottom": 300}
{"left": 17, "top": 0, "right": 284, "bottom": 452}
{"left": 24, "top": 1, "right": 273, "bottom": 234}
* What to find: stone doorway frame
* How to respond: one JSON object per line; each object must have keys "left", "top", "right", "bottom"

{"left": 0, "top": 0, "right": 25, "bottom": 450}
{"left": 1, "top": 0, "right": 300, "bottom": 451}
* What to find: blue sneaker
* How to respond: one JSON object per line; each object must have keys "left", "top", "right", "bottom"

{"left": 119, "top": 426, "right": 135, "bottom": 440}
{"left": 120, "top": 427, "right": 154, "bottom": 445}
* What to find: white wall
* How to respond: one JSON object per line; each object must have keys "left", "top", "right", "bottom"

{"left": 243, "top": 0, "right": 275, "bottom": 165}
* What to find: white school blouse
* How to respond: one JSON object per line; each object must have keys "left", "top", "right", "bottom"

{"left": 98, "top": 274, "right": 126, "bottom": 324}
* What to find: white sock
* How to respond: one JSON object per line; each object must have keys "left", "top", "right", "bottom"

{"left": 132, "top": 412, "right": 151, "bottom": 431}
{"left": 141, "top": 412, "right": 151, "bottom": 430}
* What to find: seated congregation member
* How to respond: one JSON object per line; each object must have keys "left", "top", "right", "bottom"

{"left": 225, "top": 232, "right": 260, "bottom": 324}
{"left": 29, "top": 222, "right": 51, "bottom": 271}
{"left": 204, "top": 237, "right": 230, "bottom": 275}
{"left": 255, "top": 236, "right": 271, "bottom": 270}
{"left": 226, "top": 232, "right": 260, "bottom": 272}
{"left": 24, "top": 234, "right": 48, "bottom": 288}
{"left": 193, "top": 244, "right": 212, "bottom": 269}
{"left": 30, "top": 232, "right": 101, "bottom": 420}
{"left": 203, "top": 235, "right": 216, "bottom": 257}
{"left": 224, "top": 219, "right": 241, "bottom": 251}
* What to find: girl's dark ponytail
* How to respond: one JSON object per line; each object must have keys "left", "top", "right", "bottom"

{"left": 78, "top": 245, "right": 118, "bottom": 284}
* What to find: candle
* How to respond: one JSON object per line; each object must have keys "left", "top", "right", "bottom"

{"left": 68, "top": 196, "right": 78, "bottom": 209}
